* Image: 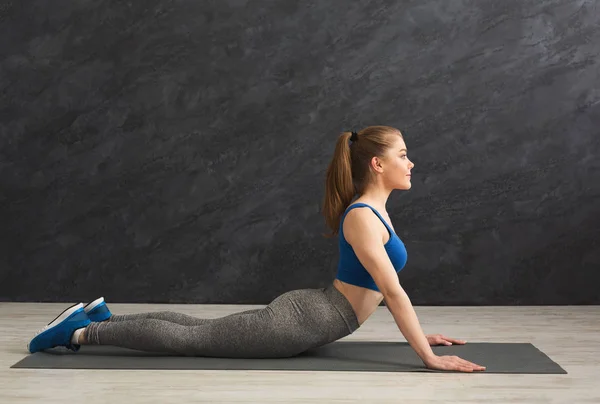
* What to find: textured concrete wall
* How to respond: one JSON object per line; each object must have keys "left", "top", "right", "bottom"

{"left": 1, "top": 0, "right": 598, "bottom": 304}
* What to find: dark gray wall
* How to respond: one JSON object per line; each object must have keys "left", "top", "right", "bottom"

{"left": 1, "top": 0, "right": 598, "bottom": 305}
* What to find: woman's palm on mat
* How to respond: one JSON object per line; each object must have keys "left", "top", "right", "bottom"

{"left": 425, "top": 355, "right": 486, "bottom": 372}
{"left": 424, "top": 334, "right": 486, "bottom": 372}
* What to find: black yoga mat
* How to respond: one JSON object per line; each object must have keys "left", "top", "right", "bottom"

{"left": 11, "top": 341, "right": 566, "bottom": 374}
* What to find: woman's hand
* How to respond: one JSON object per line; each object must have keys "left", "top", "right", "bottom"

{"left": 425, "top": 334, "right": 466, "bottom": 346}
{"left": 424, "top": 354, "right": 486, "bottom": 372}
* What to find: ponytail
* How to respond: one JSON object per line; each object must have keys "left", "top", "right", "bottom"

{"left": 321, "top": 126, "right": 402, "bottom": 238}
{"left": 322, "top": 131, "right": 356, "bottom": 238}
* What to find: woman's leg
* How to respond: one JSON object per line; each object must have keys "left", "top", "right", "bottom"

{"left": 108, "top": 309, "right": 263, "bottom": 326}
{"left": 82, "top": 285, "right": 360, "bottom": 358}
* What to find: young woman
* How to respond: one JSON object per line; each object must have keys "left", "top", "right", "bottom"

{"left": 28, "top": 125, "right": 485, "bottom": 373}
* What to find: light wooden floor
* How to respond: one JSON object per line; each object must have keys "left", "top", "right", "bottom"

{"left": 1, "top": 303, "right": 598, "bottom": 404}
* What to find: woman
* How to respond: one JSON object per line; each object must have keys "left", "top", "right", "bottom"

{"left": 28, "top": 125, "right": 485, "bottom": 373}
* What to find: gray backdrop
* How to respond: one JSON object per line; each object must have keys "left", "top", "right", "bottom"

{"left": 1, "top": 0, "right": 598, "bottom": 305}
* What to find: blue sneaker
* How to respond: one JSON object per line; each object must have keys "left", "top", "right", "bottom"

{"left": 28, "top": 303, "right": 90, "bottom": 353}
{"left": 84, "top": 297, "right": 112, "bottom": 322}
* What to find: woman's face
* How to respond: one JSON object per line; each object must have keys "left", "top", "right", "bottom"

{"left": 383, "top": 137, "right": 414, "bottom": 190}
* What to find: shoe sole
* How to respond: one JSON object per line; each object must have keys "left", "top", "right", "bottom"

{"left": 84, "top": 297, "right": 105, "bottom": 313}
{"left": 45, "top": 303, "right": 84, "bottom": 329}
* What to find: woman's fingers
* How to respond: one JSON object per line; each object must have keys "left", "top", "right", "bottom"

{"left": 464, "top": 359, "right": 484, "bottom": 369}
{"left": 452, "top": 356, "right": 486, "bottom": 371}
{"left": 427, "top": 355, "right": 486, "bottom": 372}
{"left": 446, "top": 337, "right": 466, "bottom": 344}
{"left": 434, "top": 335, "right": 466, "bottom": 345}
{"left": 460, "top": 360, "right": 485, "bottom": 370}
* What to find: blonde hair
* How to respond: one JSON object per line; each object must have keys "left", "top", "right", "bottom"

{"left": 321, "top": 125, "right": 403, "bottom": 238}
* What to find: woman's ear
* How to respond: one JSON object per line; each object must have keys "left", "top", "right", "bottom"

{"left": 370, "top": 156, "right": 383, "bottom": 173}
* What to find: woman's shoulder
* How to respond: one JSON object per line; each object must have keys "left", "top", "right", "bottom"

{"left": 342, "top": 206, "right": 386, "bottom": 246}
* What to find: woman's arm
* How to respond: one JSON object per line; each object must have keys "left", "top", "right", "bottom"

{"left": 384, "top": 290, "right": 436, "bottom": 364}
{"left": 344, "top": 209, "right": 435, "bottom": 363}
{"left": 345, "top": 209, "right": 485, "bottom": 371}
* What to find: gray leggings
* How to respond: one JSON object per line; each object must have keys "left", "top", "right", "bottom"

{"left": 85, "top": 284, "right": 360, "bottom": 358}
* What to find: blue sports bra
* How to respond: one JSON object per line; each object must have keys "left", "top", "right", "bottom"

{"left": 335, "top": 203, "right": 408, "bottom": 292}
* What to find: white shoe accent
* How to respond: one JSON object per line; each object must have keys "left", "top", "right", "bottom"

{"left": 84, "top": 297, "right": 105, "bottom": 313}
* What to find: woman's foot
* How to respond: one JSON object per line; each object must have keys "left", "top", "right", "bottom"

{"left": 28, "top": 303, "right": 91, "bottom": 353}
{"left": 83, "top": 297, "right": 112, "bottom": 322}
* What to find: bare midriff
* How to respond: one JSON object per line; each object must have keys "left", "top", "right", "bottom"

{"left": 333, "top": 279, "right": 384, "bottom": 326}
